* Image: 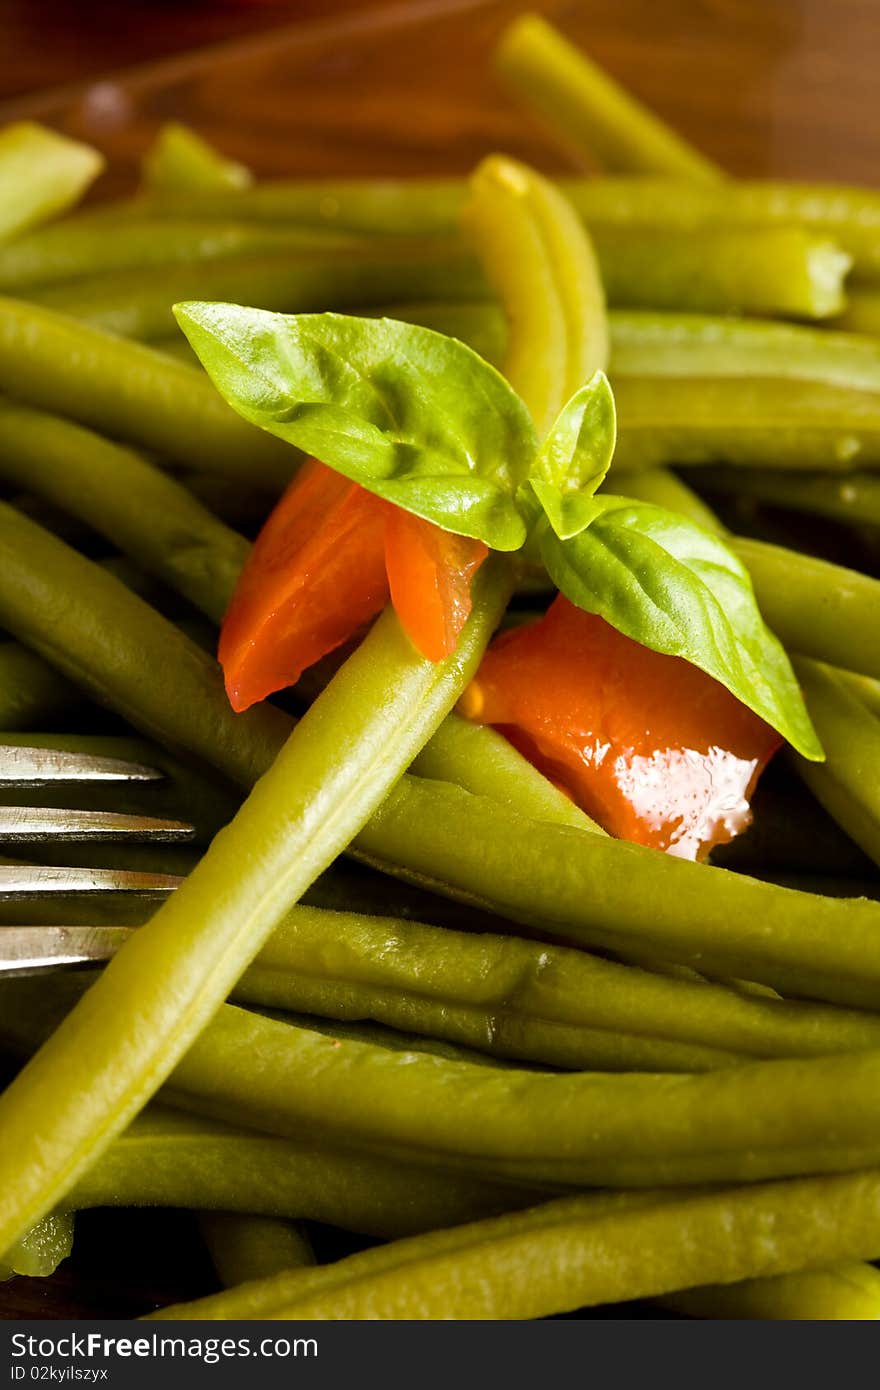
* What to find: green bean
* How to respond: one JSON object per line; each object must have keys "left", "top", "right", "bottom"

{"left": 146, "top": 1171, "right": 880, "bottom": 1320}
{"left": 358, "top": 777, "right": 880, "bottom": 1011}
{"left": 610, "top": 376, "right": 880, "bottom": 473}
{"left": 200, "top": 1215, "right": 314, "bottom": 1289}
{"left": 0, "top": 124, "right": 102, "bottom": 243}
{"left": 63, "top": 1106, "right": 532, "bottom": 1240}
{"left": 232, "top": 904, "right": 880, "bottom": 1071}
{"left": 835, "top": 285, "right": 880, "bottom": 334}
{"left": 732, "top": 537, "right": 880, "bottom": 681}
{"left": 0, "top": 219, "right": 365, "bottom": 292}
{"left": 595, "top": 226, "right": 847, "bottom": 319}
{"left": 790, "top": 659, "right": 880, "bottom": 869}
{"left": 0, "top": 541, "right": 512, "bottom": 1252}
{"left": 657, "top": 1261, "right": 880, "bottom": 1320}
{"left": 382, "top": 303, "right": 880, "bottom": 392}
{"left": 0, "top": 298, "right": 294, "bottom": 486}
{"left": 693, "top": 465, "right": 880, "bottom": 530}
{"left": 0, "top": 501, "right": 291, "bottom": 785}
{"left": 0, "top": 639, "right": 85, "bottom": 730}
{"left": 142, "top": 123, "right": 252, "bottom": 196}
{"left": 0, "top": 403, "right": 250, "bottom": 622}
{"left": 412, "top": 715, "right": 598, "bottom": 834}
{"left": 109, "top": 180, "right": 468, "bottom": 235}
{"left": 561, "top": 177, "right": 880, "bottom": 280}
{"left": 175, "top": 471, "right": 276, "bottom": 531}
{"left": 463, "top": 155, "right": 607, "bottom": 434}
{"left": 610, "top": 310, "right": 880, "bottom": 389}
{"left": 29, "top": 245, "right": 482, "bottom": 341}
{"left": 164, "top": 1004, "right": 880, "bottom": 1188}
{"left": 494, "top": 14, "right": 722, "bottom": 182}
{"left": 12, "top": 974, "right": 880, "bottom": 1191}
{"left": 122, "top": 176, "right": 880, "bottom": 279}
{"left": 0, "top": 1213, "right": 74, "bottom": 1280}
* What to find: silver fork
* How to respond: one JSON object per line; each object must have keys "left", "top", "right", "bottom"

{"left": 0, "top": 742, "right": 190, "bottom": 976}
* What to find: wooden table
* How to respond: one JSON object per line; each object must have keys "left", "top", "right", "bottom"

{"left": 1, "top": 0, "right": 878, "bottom": 1322}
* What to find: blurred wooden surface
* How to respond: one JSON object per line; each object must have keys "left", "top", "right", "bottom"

{"left": 1, "top": 0, "right": 879, "bottom": 181}
{"left": 1, "top": 0, "right": 878, "bottom": 1325}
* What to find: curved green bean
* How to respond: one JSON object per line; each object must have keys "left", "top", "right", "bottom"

{"left": 200, "top": 1215, "right": 314, "bottom": 1289}
{"left": 146, "top": 1170, "right": 880, "bottom": 1320}
{"left": 463, "top": 155, "right": 607, "bottom": 433}
{"left": 0, "top": 403, "right": 249, "bottom": 622}
{"left": 0, "top": 298, "right": 294, "bottom": 486}
{"left": 494, "top": 14, "right": 722, "bottom": 182}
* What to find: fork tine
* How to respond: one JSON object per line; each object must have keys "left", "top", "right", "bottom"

{"left": 0, "top": 807, "right": 195, "bottom": 842}
{"left": 0, "top": 925, "right": 133, "bottom": 977}
{"left": 0, "top": 866, "right": 183, "bottom": 897}
{"left": 0, "top": 744, "right": 164, "bottom": 786}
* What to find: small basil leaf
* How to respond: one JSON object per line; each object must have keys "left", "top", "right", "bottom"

{"left": 174, "top": 302, "right": 538, "bottom": 551}
{"left": 528, "top": 371, "right": 616, "bottom": 540}
{"left": 541, "top": 495, "right": 824, "bottom": 761}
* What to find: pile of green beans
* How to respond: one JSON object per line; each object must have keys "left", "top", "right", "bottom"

{"left": 3, "top": 23, "right": 880, "bottom": 1322}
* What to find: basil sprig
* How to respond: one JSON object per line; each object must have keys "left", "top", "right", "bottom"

{"left": 175, "top": 302, "right": 822, "bottom": 760}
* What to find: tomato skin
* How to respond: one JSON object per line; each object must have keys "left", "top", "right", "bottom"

{"left": 462, "top": 595, "right": 782, "bottom": 860}
{"left": 219, "top": 459, "right": 388, "bottom": 712}
{"left": 384, "top": 507, "right": 488, "bottom": 662}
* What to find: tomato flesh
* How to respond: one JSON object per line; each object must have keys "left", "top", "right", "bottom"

{"left": 384, "top": 506, "right": 488, "bottom": 662}
{"left": 462, "top": 595, "right": 782, "bottom": 860}
{"left": 219, "top": 459, "right": 388, "bottom": 712}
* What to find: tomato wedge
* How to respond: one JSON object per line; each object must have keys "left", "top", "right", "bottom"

{"left": 460, "top": 595, "right": 782, "bottom": 860}
{"left": 219, "top": 459, "right": 492, "bottom": 712}
{"left": 384, "top": 506, "right": 488, "bottom": 663}
{"left": 219, "top": 459, "right": 388, "bottom": 712}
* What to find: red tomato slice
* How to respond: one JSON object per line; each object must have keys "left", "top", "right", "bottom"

{"left": 384, "top": 506, "right": 488, "bottom": 662}
{"left": 460, "top": 595, "right": 782, "bottom": 860}
{"left": 219, "top": 459, "right": 389, "bottom": 712}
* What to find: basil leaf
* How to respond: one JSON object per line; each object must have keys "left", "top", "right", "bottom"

{"left": 174, "top": 303, "right": 537, "bottom": 550}
{"left": 541, "top": 495, "right": 824, "bottom": 760}
{"left": 528, "top": 371, "right": 617, "bottom": 540}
